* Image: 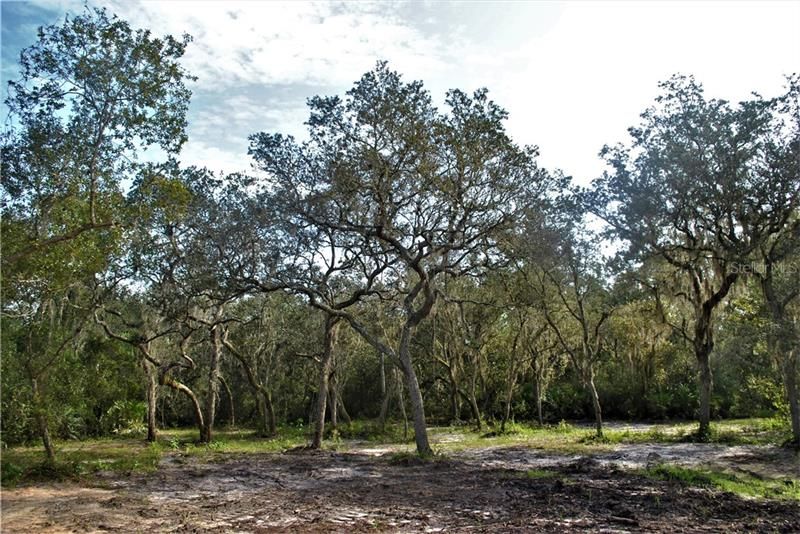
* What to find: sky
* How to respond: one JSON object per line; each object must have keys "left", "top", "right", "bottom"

{"left": 2, "top": 0, "right": 799, "bottom": 185}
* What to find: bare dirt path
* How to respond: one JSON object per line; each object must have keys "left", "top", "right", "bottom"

{"left": 2, "top": 443, "right": 798, "bottom": 533}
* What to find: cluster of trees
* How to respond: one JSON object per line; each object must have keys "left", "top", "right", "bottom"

{"left": 2, "top": 8, "right": 798, "bottom": 459}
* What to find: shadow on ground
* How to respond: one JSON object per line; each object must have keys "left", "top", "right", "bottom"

{"left": 2, "top": 447, "right": 799, "bottom": 533}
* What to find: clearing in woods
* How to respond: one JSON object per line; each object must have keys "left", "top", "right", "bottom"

{"left": 2, "top": 425, "right": 799, "bottom": 533}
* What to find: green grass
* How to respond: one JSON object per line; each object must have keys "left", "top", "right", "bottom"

{"left": 158, "top": 426, "right": 307, "bottom": 458}
{"left": 2, "top": 417, "right": 791, "bottom": 488}
{"left": 1, "top": 425, "right": 308, "bottom": 487}
{"left": 385, "top": 449, "right": 450, "bottom": 464}
{"left": 430, "top": 421, "right": 616, "bottom": 454}
{"left": 332, "top": 420, "right": 413, "bottom": 442}
{"left": 1, "top": 438, "right": 164, "bottom": 487}
{"left": 640, "top": 463, "right": 800, "bottom": 501}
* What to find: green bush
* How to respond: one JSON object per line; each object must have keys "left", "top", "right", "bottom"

{"left": 731, "top": 376, "right": 786, "bottom": 419}
{"left": 101, "top": 400, "right": 147, "bottom": 436}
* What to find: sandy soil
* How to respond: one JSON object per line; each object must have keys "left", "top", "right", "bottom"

{"left": 2, "top": 441, "right": 799, "bottom": 533}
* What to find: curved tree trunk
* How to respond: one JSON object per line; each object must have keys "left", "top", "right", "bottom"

{"left": 337, "top": 390, "right": 352, "bottom": 425}
{"left": 691, "top": 272, "right": 736, "bottom": 440}
{"left": 222, "top": 333, "right": 275, "bottom": 437}
{"left": 311, "top": 316, "right": 340, "bottom": 449}
{"left": 162, "top": 376, "right": 205, "bottom": 441}
{"left": 587, "top": 368, "right": 603, "bottom": 438}
{"left": 399, "top": 325, "right": 432, "bottom": 455}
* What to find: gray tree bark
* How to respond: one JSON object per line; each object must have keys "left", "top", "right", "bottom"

{"left": 311, "top": 316, "right": 340, "bottom": 449}
{"left": 31, "top": 377, "right": 55, "bottom": 463}
{"left": 399, "top": 324, "right": 432, "bottom": 455}
{"left": 200, "top": 325, "right": 223, "bottom": 443}
{"left": 143, "top": 359, "right": 159, "bottom": 442}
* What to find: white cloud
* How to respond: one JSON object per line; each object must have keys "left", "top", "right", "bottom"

{"left": 25, "top": 0, "right": 800, "bottom": 180}
{"left": 90, "top": 1, "right": 459, "bottom": 90}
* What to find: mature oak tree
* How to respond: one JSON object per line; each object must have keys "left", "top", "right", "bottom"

{"left": 249, "top": 63, "right": 551, "bottom": 455}
{"left": 592, "top": 75, "right": 799, "bottom": 438}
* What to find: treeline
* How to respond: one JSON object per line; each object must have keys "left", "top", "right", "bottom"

{"left": 2, "top": 8, "right": 798, "bottom": 459}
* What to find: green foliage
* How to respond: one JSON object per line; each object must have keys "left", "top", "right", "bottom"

{"left": 731, "top": 376, "right": 788, "bottom": 419}
{"left": 1, "top": 439, "right": 163, "bottom": 487}
{"left": 101, "top": 400, "right": 147, "bottom": 436}
{"left": 641, "top": 464, "right": 800, "bottom": 500}
{"left": 1, "top": 4, "right": 796, "bottom": 463}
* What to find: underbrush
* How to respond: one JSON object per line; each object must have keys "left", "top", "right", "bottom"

{"left": 325, "top": 420, "right": 414, "bottom": 444}
{"left": 2, "top": 439, "right": 163, "bottom": 487}
{"left": 640, "top": 463, "right": 800, "bottom": 501}
{"left": 2, "top": 417, "right": 790, "bottom": 487}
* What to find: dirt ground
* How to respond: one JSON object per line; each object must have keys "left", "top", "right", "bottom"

{"left": 2, "top": 442, "right": 799, "bottom": 533}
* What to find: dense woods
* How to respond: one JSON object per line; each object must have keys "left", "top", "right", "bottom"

{"left": 2, "top": 8, "right": 799, "bottom": 461}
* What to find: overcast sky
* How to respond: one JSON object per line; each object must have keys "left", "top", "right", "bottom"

{"left": 2, "top": 0, "right": 798, "bottom": 185}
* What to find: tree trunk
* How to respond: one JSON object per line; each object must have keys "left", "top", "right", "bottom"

{"left": 162, "top": 376, "right": 205, "bottom": 441}
{"left": 761, "top": 275, "right": 800, "bottom": 445}
{"left": 399, "top": 325, "right": 432, "bottom": 455}
{"left": 264, "top": 389, "right": 277, "bottom": 436}
{"left": 587, "top": 369, "right": 603, "bottom": 438}
{"left": 311, "top": 316, "right": 339, "bottom": 449}
{"left": 143, "top": 358, "right": 159, "bottom": 442}
{"left": 465, "top": 388, "right": 482, "bottom": 431}
{"left": 696, "top": 346, "right": 713, "bottom": 440}
{"left": 533, "top": 375, "right": 544, "bottom": 426}
{"left": 378, "top": 353, "right": 389, "bottom": 430}
{"left": 337, "top": 392, "right": 352, "bottom": 425}
{"left": 31, "top": 378, "right": 56, "bottom": 463}
{"left": 201, "top": 326, "right": 224, "bottom": 443}
{"left": 501, "top": 375, "right": 516, "bottom": 433}
{"left": 255, "top": 392, "right": 269, "bottom": 436}
{"left": 221, "top": 335, "right": 274, "bottom": 436}
{"left": 397, "top": 367, "right": 408, "bottom": 440}
{"left": 468, "top": 356, "right": 483, "bottom": 430}
{"left": 328, "top": 369, "right": 339, "bottom": 430}
{"left": 692, "top": 301, "right": 715, "bottom": 440}
{"left": 218, "top": 374, "right": 235, "bottom": 428}
{"left": 690, "top": 272, "right": 736, "bottom": 440}
{"left": 782, "top": 348, "right": 800, "bottom": 445}
{"left": 446, "top": 359, "right": 461, "bottom": 423}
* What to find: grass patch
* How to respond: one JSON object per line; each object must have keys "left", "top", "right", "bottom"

{"left": 432, "top": 422, "right": 616, "bottom": 454}
{"left": 325, "top": 420, "right": 414, "bottom": 444}
{"left": 385, "top": 450, "right": 450, "bottom": 465}
{"left": 158, "top": 425, "right": 308, "bottom": 458}
{"left": 2, "top": 417, "right": 789, "bottom": 487}
{"left": 1, "top": 425, "right": 309, "bottom": 486}
{"left": 2, "top": 438, "right": 163, "bottom": 487}
{"left": 641, "top": 463, "right": 800, "bottom": 500}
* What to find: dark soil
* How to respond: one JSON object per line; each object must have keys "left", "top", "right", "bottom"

{"left": 2, "top": 448, "right": 798, "bottom": 533}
